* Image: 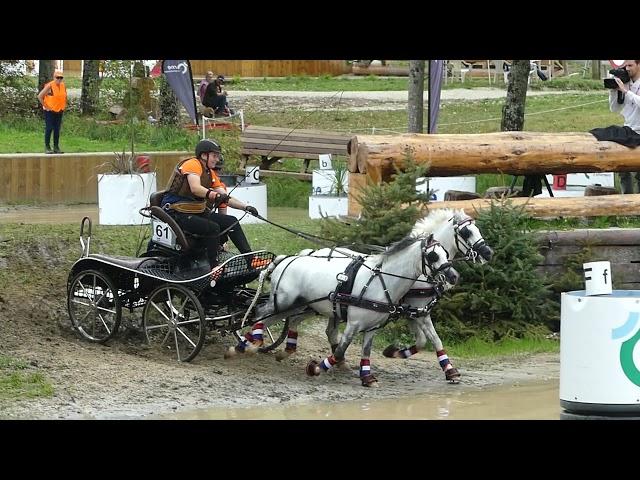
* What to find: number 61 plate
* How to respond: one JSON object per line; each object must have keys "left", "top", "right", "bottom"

{"left": 152, "top": 219, "right": 177, "bottom": 248}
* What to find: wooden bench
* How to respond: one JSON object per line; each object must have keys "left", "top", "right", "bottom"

{"left": 240, "top": 125, "right": 352, "bottom": 173}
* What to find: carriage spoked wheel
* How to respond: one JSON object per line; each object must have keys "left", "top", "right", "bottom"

{"left": 233, "top": 317, "right": 290, "bottom": 354}
{"left": 67, "top": 269, "right": 122, "bottom": 343}
{"left": 142, "top": 284, "right": 206, "bottom": 362}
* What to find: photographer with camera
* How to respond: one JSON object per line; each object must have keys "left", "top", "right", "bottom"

{"left": 590, "top": 60, "right": 640, "bottom": 193}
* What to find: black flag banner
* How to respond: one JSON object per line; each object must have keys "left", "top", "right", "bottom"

{"left": 162, "top": 60, "right": 198, "bottom": 125}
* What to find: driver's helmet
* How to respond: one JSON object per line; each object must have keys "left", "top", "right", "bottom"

{"left": 195, "top": 138, "right": 221, "bottom": 158}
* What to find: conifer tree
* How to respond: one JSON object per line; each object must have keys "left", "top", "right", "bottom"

{"left": 319, "top": 149, "right": 431, "bottom": 247}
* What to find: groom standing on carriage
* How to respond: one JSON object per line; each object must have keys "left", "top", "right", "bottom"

{"left": 160, "top": 138, "right": 267, "bottom": 281}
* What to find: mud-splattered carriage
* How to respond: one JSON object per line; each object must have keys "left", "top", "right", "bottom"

{"left": 66, "top": 203, "right": 287, "bottom": 362}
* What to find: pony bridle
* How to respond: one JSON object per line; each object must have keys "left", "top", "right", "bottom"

{"left": 421, "top": 238, "right": 453, "bottom": 284}
{"left": 453, "top": 218, "right": 487, "bottom": 263}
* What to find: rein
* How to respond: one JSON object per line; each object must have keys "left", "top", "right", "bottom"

{"left": 253, "top": 213, "right": 385, "bottom": 254}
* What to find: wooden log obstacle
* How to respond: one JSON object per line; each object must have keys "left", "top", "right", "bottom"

{"left": 347, "top": 131, "right": 640, "bottom": 183}
{"left": 346, "top": 131, "right": 640, "bottom": 218}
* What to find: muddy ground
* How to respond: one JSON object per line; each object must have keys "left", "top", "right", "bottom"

{"left": 0, "top": 262, "right": 559, "bottom": 419}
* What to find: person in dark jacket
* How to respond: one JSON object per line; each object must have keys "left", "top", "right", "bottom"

{"left": 202, "top": 75, "right": 233, "bottom": 116}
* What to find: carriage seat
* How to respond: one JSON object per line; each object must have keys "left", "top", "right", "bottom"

{"left": 149, "top": 190, "right": 167, "bottom": 208}
{"left": 89, "top": 254, "right": 164, "bottom": 270}
{"left": 149, "top": 206, "right": 192, "bottom": 253}
{"left": 149, "top": 190, "right": 215, "bottom": 254}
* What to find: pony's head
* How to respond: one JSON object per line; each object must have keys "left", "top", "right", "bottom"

{"left": 421, "top": 234, "right": 460, "bottom": 286}
{"left": 450, "top": 209, "right": 493, "bottom": 263}
{"left": 382, "top": 233, "right": 459, "bottom": 287}
{"left": 412, "top": 209, "right": 493, "bottom": 264}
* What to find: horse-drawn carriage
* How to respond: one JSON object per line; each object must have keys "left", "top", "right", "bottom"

{"left": 66, "top": 192, "right": 288, "bottom": 363}
{"left": 67, "top": 194, "right": 493, "bottom": 386}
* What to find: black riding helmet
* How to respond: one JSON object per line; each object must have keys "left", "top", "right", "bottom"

{"left": 195, "top": 138, "right": 222, "bottom": 159}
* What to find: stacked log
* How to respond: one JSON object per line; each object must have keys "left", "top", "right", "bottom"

{"left": 444, "top": 190, "right": 482, "bottom": 201}
{"left": 421, "top": 194, "right": 640, "bottom": 219}
{"left": 347, "top": 193, "right": 640, "bottom": 219}
{"left": 347, "top": 132, "right": 640, "bottom": 184}
{"left": 585, "top": 185, "right": 618, "bottom": 196}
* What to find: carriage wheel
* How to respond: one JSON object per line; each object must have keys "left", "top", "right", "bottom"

{"left": 67, "top": 269, "right": 122, "bottom": 343}
{"left": 234, "top": 318, "right": 290, "bottom": 353}
{"left": 142, "top": 284, "right": 206, "bottom": 362}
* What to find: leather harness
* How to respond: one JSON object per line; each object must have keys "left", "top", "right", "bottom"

{"left": 269, "top": 238, "right": 449, "bottom": 332}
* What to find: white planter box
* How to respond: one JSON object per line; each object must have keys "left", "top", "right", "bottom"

{"left": 311, "top": 169, "right": 349, "bottom": 196}
{"left": 98, "top": 172, "right": 157, "bottom": 225}
{"left": 226, "top": 183, "right": 267, "bottom": 225}
{"left": 308, "top": 196, "right": 348, "bottom": 219}
{"left": 416, "top": 176, "right": 476, "bottom": 201}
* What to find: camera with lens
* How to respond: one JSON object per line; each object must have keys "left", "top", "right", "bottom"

{"left": 604, "top": 67, "right": 631, "bottom": 89}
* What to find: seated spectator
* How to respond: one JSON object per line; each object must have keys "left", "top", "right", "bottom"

{"left": 203, "top": 75, "right": 234, "bottom": 116}
{"left": 199, "top": 71, "right": 214, "bottom": 105}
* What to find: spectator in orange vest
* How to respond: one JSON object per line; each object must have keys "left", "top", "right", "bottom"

{"left": 37, "top": 69, "right": 67, "bottom": 154}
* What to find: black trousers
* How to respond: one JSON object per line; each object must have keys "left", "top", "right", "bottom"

{"left": 44, "top": 110, "right": 63, "bottom": 148}
{"left": 209, "top": 212, "right": 251, "bottom": 253}
{"left": 170, "top": 211, "right": 221, "bottom": 268}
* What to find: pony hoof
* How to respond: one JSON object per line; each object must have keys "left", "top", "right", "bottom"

{"left": 224, "top": 346, "right": 238, "bottom": 359}
{"left": 275, "top": 350, "right": 292, "bottom": 362}
{"left": 245, "top": 340, "right": 264, "bottom": 355}
{"left": 445, "top": 367, "right": 461, "bottom": 383}
{"left": 360, "top": 374, "right": 378, "bottom": 387}
{"left": 305, "top": 360, "right": 321, "bottom": 376}
{"left": 335, "top": 360, "right": 350, "bottom": 371}
{"left": 382, "top": 345, "right": 401, "bottom": 358}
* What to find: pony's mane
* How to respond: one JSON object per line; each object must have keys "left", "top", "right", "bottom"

{"left": 372, "top": 234, "right": 424, "bottom": 264}
{"left": 412, "top": 208, "right": 468, "bottom": 237}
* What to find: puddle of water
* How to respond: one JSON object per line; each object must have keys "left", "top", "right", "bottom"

{"left": 156, "top": 380, "right": 560, "bottom": 420}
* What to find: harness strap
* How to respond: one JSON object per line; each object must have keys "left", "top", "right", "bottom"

{"left": 330, "top": 293, "right": 421, "bottom": 328}
{"left": 258, "top": 295, "right": 331, "bottom": 323}
{"left": 331, "top": 256, "right": 366, "bottom": 324}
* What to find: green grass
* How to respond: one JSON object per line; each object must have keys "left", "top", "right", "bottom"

{"left": 0, "top": 354, "right": 54, "bottom": 400}
{"left": 231, "top": 75, "right": 410, "bottom": 91}
{"left": 244, "top": 92, "right": 615, "bottom": 135}
{"left": 349, "top": 318, "right": 559, "bottom": 360}
{"left": 263, "top": 176, "right": 314, "bottom": 208}
{"left": 0, "top": 115, "right": 201, "bottom": 154}
{"left": 447, "top": 335, "right": 559, "bottom": 359}
{"left": 226, "top": 72, "right": 605, "bottom": 92}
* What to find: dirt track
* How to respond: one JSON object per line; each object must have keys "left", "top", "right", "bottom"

{"left": 0, "top": 305, "right": 559, "bottom": 419}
